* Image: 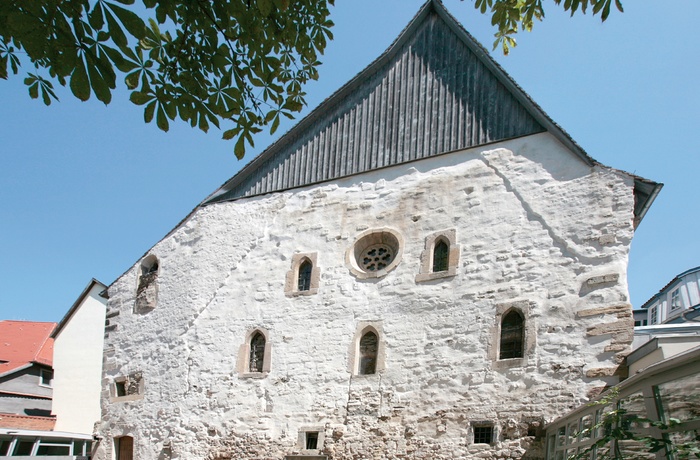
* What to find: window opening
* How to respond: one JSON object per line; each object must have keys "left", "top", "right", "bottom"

{"left": 360, "top": 245, "right": 394, "bottom": 272}
{"left": 0, "top": 440, "right": 11, "bottom": 456}
{"left": 13, "top": 440, "right": 35, "bottom": 456}
{"left": 500, "top": 310, "right": 524, "bottom": 359}
{"left": 359, "top": 331, "right": 378, "bottom": 375}
{"left": 305, "top": 432, "right": 319, "bottom": 449}
{"left": 40, "top": 369, "right": 53, "bottom": 387}
{"left": 432, "top": 240, "right": 449, "bottom": 272}
{"left": 671, "top": 289, "right": 681, "bottom": 311}
{"left": 115, "top": 381, "right": 127, "bottom": 397}
{"left": 298, "top": 259, "right": 312, "bottom": 291}
{"left": 473, "top": 425, "right": 493, "bottom": 444}
{"left": 249, "top": 332, "right": 266, "bottom": 373}
{"left": 650, "top": 305, "right": 659, "bottom": 325}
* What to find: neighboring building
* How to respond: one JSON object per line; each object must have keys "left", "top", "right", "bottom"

{"left": 0, "top": 321, "right": 56, "bottom": 422}
{"left": 632, "top": 308, "right": 648, "bottom": 327}
{"left": 51, "top": 279, "right": 107, "bottom": 435}
{"left": 95, "top": 1, "right": 661, "bottom": 459}
{"left": 545, "top": 344, "right": 700, "bottom": 459}
{"left": 641, "top": 265, "right": 700, "bottom": 325}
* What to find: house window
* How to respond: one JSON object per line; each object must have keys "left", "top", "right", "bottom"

{"left": 111, "top": 372, "right": 145, "bottom": 401}
{"left": 346, "top": 228, "right": 404, "bottom": 279}
{"left": 298, "top": 259, "right": 313, "bottom": 291}
{"left": 670, "top": 289, "right": 681, "bottom": 311}
{"left": 416, "top": 229, "right": 459, "bottom": 282}
{"left": 473, "top": 424, "right": 493, "bottom": 444}
{"left": 650, "top": 305, "right": 659, "bottom": 325}
{"left": 432, "top": 240, "right": 449, "bottom": 273}
{"left": 305, "top": 432, "right": 319, "bottom": 449}
{"left": 249, "top": 332, "right": 266, "bottom": 373}
{"left": 499, "top": 310, "right": 524, "bottom": 359}
{"left": 359, "top": 331, "right": 378, "bottom": 375}
{"left": 285, "top": 252, "right": 319, "bottom": 296}
{"left": 40, "top": 369, "right": 53, "bottom": 387}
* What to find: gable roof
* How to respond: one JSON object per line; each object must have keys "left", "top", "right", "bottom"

{"left": 51, "top": 278, "right": 107, "bottom": 339}
{"left": 0, "top": 321, "right": 56, "bottom": 378}
{"left": 203, "top": 0, "right": 660, "bottom": 227}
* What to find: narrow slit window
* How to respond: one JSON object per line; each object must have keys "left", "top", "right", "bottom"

{"left": 298, "top": 259, "right": 312, "bottom": 291}
{"left": 115, "top": 381, "right": 127, "bottom": 397}
{"left": 432, "top": 240, "right": 449, "bottom": 272}
{"left": 359, "top": 331, "right": 378, "bottom": 375}
{"left": 249, "top": 332, "right": 266, "bottom": 373}
{"left": 500, "top": 310, "right": 524, "bottom": 359}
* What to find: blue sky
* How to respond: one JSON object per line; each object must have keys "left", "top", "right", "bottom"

{"left": 1, "top": 0, "right": 698, "bottom": 322}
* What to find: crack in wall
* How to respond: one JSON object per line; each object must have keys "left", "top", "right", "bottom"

{"left": 480, "top": 154, "right": 604, "bottom": 267}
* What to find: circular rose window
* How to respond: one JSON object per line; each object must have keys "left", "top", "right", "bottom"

{"left": 346, "top": 228, "right": 403, "bottom": 279}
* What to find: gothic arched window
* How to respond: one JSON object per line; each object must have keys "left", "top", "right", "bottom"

{"left": 249, "top": 332, "right": 266, "bottom": 373}
{"left": 359, "top": 331, "right": 378, "bottom": 375}
{"left": 298, "top": 259, "right": 313, "bottom": 291}
{"left": 432, "top": 240, "right": 449, "bottom": 272}
{"left": 499, "top": 310, "right": 524, "bottom": 359}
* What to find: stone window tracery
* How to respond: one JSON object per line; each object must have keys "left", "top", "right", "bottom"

{"left": 346, "top": 228, "right": 403, "bottom": 279}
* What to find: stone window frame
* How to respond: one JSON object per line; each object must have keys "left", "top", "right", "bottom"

{"left": 134, "top": 254, "right": 159, "bottom": 314}
{"left": 237, "top": 327, "right": 272, "bottom": 378}
{"left": 297, "top": 426, "right": 325, "bottom": 452}
{"left": 110, "top": 371, "right": 145, "bottom": 402}
{"left": 345, "top": 228, "right": 404, "bottom": 280}
{"left": 415, "top": 229, "right": 460, "bottom": 282}
{"left": 471, "top": 421, "right": 496, "bottom": 445}
{"left": 348, "top": 322, "right": 386, "bottom": 376}
{"left": 285, "top": 253, "right": 320, "bottom": 297}
{"left": 490, "top": 301, "right": 535, "bottom": 369}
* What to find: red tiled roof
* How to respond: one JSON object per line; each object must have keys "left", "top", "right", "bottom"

{"left": 0, "top": 412, "right": 56, "bottom": 430}
{"left": 0, "top": 321, "right": 56, "bottom": 376}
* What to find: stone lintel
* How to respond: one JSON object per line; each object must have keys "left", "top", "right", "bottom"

{"left": 586, "top": 319, "right": 631, "bottom": 337}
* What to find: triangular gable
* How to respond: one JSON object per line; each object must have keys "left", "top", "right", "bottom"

{"left": 202, "top": 0, "right": 659, "bottom": 225}
{"left": 206, "top": 0, "right": 551, "bottom": 203}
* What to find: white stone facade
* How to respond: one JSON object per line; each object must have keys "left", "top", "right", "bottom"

{"left": 96, "top": 133, "right": 638, "bottom": 460}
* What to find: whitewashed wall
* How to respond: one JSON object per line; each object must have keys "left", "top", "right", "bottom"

{"left": 53, "top": 283, "right": 107, "bottom": 434}
{"left": 96, "top": 132, "right": 637, "bottom": 460}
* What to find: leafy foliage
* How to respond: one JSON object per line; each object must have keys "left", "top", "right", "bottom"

{"left": 1, "top": 0, "right": 622, "bottom": 158}
{"left": 471, "top": 0, "right": 624, "bottom": 54}
{"left": 0, "top": 0, "right": 334, "bottom": 158}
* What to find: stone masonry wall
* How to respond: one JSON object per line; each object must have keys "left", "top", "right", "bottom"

{"left": 96, "top": 133, "right": 637, "bottom": 460}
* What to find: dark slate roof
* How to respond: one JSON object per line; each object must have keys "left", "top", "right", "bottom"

{"left": 203, "top": 0, "right": 660, "bottom": 226}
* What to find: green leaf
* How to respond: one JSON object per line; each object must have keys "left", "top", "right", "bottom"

{"left": 222, "top": 129, "right": 236, "bottom": 140}
{"left": 106, "top": 2, "right": 146, "bottom": 39}
{"left": 105, "top": 11, "right": 127, "bottom": 49}
{"left": 144, "top": 100, "right": 156, "bottom": 122}
{"left": 156, "top": 104, "right": 169, "bottom": 131}
{"left": 234, "top": 135, "right": 246, "bottom": 159}
{"left": 87, "top": 57, "right": 112, "bottom": 104}
{"left": 70, "top": 58, "right": 91, "bottom": 101}
{"left": 89, "top": 2, "right": 105, "bottom": 31}
{"left": 28, "top": 82, "right": 38, "bottom": 99}
{"left": 257, "top": 0, "right": 273, "bottom": 17}
{"left": 129, "top": 91, "right": 152, "bottom": 105}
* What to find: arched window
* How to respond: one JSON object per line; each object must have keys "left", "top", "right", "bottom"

{"left": 500, "top": 310, "right": 524, "bottom": 359}
{"left": 298, "top": 259, "right": 312, "bottom": 291}
{"left": 432, "top": 240, "right": 449, "bottom": 272}
{"left": 135, "top": 255, "right": 159, "bottom": 313}
{"left": 359, "top": 331, "right": 378, "bottom": 375}
{"left": 249, "top": 332, "right": 266, "bottom": 373}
